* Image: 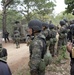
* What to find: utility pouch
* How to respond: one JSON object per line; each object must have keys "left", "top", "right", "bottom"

{"left": 44, "top": 50, "right": 52, "bottom": 66}
{"left": 39, "top": 59, "right": 46, "bottom": 71}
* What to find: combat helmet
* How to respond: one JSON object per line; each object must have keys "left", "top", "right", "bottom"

{"left": 70, "top": 20, "right": 74, "bottom": 24}
{"left": 49, "top": 24, "right": 55, "bottom": 29}
{"left": 28, "top": 19, "right": 42, "bottom": 31}
{"left": 63, "top": 18, "right": 68, "bottom": 23}
{"left": 42, "top": 22, "right": 49, "bottom": 28}
{"left": 59, "top": 20, "right": 66, "bottom": 26}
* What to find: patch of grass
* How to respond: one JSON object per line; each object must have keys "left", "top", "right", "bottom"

{"left": 56, "top": 45, "right": 67, "bottom": 63}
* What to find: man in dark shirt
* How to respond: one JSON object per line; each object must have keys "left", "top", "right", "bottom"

{"left": 0, "top": 43, "right": 12, "bottom": 75}
{"left": 4, "top": 31, "right": 10, "bottom": 43}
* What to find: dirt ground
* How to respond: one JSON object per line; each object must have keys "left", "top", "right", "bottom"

{"left": 2, "top": 39, "right": 70, "bottom": 75}
{"left": 2, "top": 40, "right": 29, "bottom": 75}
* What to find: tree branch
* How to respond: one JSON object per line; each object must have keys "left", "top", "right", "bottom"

{"left": 5, "top": 0, "right": 13, "bottom": 7}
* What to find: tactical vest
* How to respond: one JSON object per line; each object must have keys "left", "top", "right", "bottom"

{"left": 38, "top": 37, "right": 47, "bottom": 59}
{"left": 30, "top": 37, "right": 47, "bottom": 59}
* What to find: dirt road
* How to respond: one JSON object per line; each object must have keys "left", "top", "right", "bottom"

{"left": 3, "top": 41, "right": 29, "bottom": 74}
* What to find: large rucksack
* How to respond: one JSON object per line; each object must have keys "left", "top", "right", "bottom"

{"left": 38, "top": 37, "right": 52, "bottom": 66}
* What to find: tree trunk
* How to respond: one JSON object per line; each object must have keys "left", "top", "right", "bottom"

{"left": 2, "top": 6, "right": 7, "bottom": 37}
{"left": 2, "top": 0, "right": 13, "bottom": 37}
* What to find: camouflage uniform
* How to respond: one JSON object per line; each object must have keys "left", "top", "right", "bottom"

{"left": 42, "top": 22, "right": 51, "bottom": 48}
{"left": 28, "top": 20, "right": 47, "bottom": 75}
{"left": 58, "top": 20, "right": 68, "bottom": 57}
{"left": 67, "top": 20, "right": 74, "bottom": 42}
{"left": 49, "top": 24, "right": 57, "bottom": 57}
{"left": 42, "top": 29, "right": 52, "bottom": 66}
{"left": 12, "top": 21, "right": 21, "bottom": 41}
{"left": 14, "top": 29, "right": 20, "bottom": 48}
{"left": 58, "top": 20, "right": 67, "bottom": 46}
{"left": 58, "top": 26, "right": 67, "bottom": 46}
{"left": 29, "top": 33, "right": 46, "bottom": 75}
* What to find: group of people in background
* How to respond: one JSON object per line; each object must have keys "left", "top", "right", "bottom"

{"left": 27, "top": 19, "right": 74, "bottom": 75}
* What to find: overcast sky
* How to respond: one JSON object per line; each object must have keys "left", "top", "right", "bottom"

{"left": 0, "top": 0, "right": 66, "bottom": 14}
{"left": 54, "top": 0, "right": 66, "bottom": 14}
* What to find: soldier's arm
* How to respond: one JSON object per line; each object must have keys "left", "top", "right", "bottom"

{"left": 30, "top": 40, "right": 42, "bottom": 70}
{"left": 66, "top": 42, "right": 74, "bottom": 58}
{"left": 66, "top": 42, "right": 72, "bottom": 53}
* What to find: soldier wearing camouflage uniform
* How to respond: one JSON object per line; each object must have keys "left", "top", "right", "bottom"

{"left": 14, "top": 29, "right": 20, "bottom": 48}
{"left": 28, "top": 19, "right": 47, "bottom": 75}
{"left": 57, "top": 20, "right": 68, "bottom": 56}
{"left": 67, "top": 20, "right": 74, "bottom": 42}
{"left": 0, "top": 42, "right": 12, "bottom": 75}
{"left": 58, "top": 20, "right": 67, "bottom": 46}
{"left": 42, "top": 22, "right": 51, "bottom": 51}
{"left": 12, "top": 21, "right": 21, "bottom": 41}
{"left": 12, "top": 21, "right": 21, "bottom": 48}
{"left": 49, "top": 24, "right": 57, "bottom": 57}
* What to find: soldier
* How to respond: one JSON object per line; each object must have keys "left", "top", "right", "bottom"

{"left": 58, "top": 20, "right": 68, "bottom": 56}
{"left": 63, "top": 18, "right": 68, "bottom": 26}
{"left": 4, "top": 31, "right": 10, "bottom": 43}
{"left": 12, "top": 21, "right": 21, "bottom": 41}
{"left": 67, "top": 20, "right": 74, "bottom": 42}
{"left": 49, "top": 20, "right": 52, "bottom": 24}
{"left": 14, "top": 21, "right": 20, "bottom": 31}
{"left": 14, "top": 29, "right": 20, "bottom": 48}
{"left": 58, "top": 20, "right": 67, "bottom": 46}
{"left": 0, "top": 43, "right": 12, "bottom": 75}
{"left": 42, "top": 22, "right": 51, "bottom": 50}
{"left": 49, "top": 24, "right": 57, "bottom": 57}
{"left": 28, "top": 19, "right": 47, "bottom": 75}
{"left": 42, "top": 22, "right": 52, "bottom": 65}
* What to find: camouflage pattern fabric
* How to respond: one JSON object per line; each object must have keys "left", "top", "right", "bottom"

{"left": 29, "top": 33, "right": 46, "bottom": 75}
{"left": 58, "top": 26, "right": 67, "bottom": 46}
{"left": 42, "top": 28, "right": 51, "bottom": 47}
{"left": 14, "top": 30, "right": 20, "bottom": 48}
{"left": 57, "top": 26, "right": 68, "bottom": 56}
{"left": 49, "top": 29, "right": 57, "bottom": 57}
{"left": 42, "top": 29, "right": 52, "bottom": 65}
